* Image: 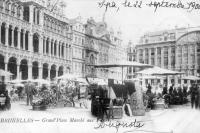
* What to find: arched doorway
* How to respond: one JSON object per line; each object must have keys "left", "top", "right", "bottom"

{"left": 20, "top": 59, "right": 28, "bottom": 80}
{"left": 0, "top": 54, "right": 5, "bottom": 70}
{"left": 58, "top": 66, "right": 63, "bottom": 76}
{"left": 33, "top": 33, "right": 39, "bottom": 53}
{"left": 50, "top": 65, "right": 56, "bottom": 80}
{"left": 8, "top": 57, "right": 17, "bottom": 79}
{"left": 43, "top": 63, "right": 48, "bottom": 79}
{"left": 32, "top": 61, "right": 39, "bottom": 79}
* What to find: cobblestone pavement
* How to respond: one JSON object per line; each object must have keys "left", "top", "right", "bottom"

{"left": 0, "top": 101, "right": 199, "bottom": 133}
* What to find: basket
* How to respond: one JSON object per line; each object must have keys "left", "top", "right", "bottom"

{"left": 32, "top": 105, "right": 47, "bottom": 111}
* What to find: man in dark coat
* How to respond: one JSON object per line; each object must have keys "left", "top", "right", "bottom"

{"left": 25, "top": 81, "right": 34, "bottom": 106}
{"left": 189, "top": 84, "right": 199, "bottom": 109}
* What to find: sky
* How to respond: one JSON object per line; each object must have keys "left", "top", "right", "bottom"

{"left": 62, "top": 0, "right": 200, "bottom": 45}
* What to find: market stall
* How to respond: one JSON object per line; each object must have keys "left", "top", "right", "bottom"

{"left": 0, "top": 69, "right": 13, "bottom": 110}
{"left": 136, "top": 66, "right": 184, "bottom": 109}
{"left": 90, "top": 61, "right": 152, "bottom": 119}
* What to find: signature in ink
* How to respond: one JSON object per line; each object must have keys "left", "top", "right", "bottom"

{"left": 98, "top": 0, "right": 120, "bottom": 12}
{"left": 94, "top": 119, "right": 145, "bottom": 133}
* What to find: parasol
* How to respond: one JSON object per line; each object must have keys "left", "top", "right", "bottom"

{"left": 182, "top": 75, "right": 200, "bottom": 81}
{"left": 93, "top": 61, "right": 152, "bottom": 83}
{"left": 0, "top": 69, "right": 13, "bottom": 76}
{"left": 136, "top": 66, "right": 184, "bottom": 75}
{"left": 32, "top": 79, "right": 50, "bottom": 85}
{"left": 55, "top": 73, "right": 81, "bottom": 80}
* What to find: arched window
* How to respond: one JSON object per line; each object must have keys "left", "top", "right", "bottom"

{"left": 37, "top": 10, "right": 40, "bottom": 24}
{"left": 23, "top": 6, "right": 29, "bottom": 21}
{"left": 33, "top": 33, "right": 39, "bottom": 53}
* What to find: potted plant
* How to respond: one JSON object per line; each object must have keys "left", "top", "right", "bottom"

{"left": 32, "top": 89, "right": 51, "bottom": 111}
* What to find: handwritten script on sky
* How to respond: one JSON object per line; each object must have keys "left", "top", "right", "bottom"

{"left": 98, "top": 0, "right": 200, "bottom": 13}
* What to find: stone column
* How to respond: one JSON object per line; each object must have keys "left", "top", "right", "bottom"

{"left": 143, "top": 49, "right": 145, "bottom": 63}
{"left": 66, "top": 45, "right": 68, "bottom": 60}
{"left": 39, "top": 36, "right": 43, "bottom": 54}
{"left": 154, "top": 47, "right": 157, "bottom": 66}
{"left": 69, "top": 46, "right": 72, "bottom": 61}
{"left": 17, "top": 63, "right": 20, "bottom": 80}
{"left": 17, "top": 28, "right": 21, "bottom": 49}
{"left": 194, "top": 44, "right": 198, "bottom": 76}
{"left": 39, "top": 10, "right": 44, "bottom": 26}
{"left": 28, "top": 62, "right": 32, "bottom": 79}
{"left": 5, "top": 24, "right": 9, "bottom": 46}
{"left": 38, "top": 63, "right": 42, "bottom": 79}
{"left": 23, "top": 30, "right": 25, "bottom": 50}
{"left": 11, "top": 27, "right": 14, "bottom": 47}
{"left": 57, "top": 42, "right": 59, "bottom": 57}
{"left": 34, "top": 8, "right": 37, "bottom": 24}
{"left": 29, "top": 5, "right": 34, "bottom": 23}
{"left": 28, "top": 33, "right": 33, "bottom": 52}
{"left": 187, "top": 45, "right": 190, "bottom": 70}
{"left": 53, "top": 42, "right": 57, "bottom": 56}
{"left": 168, "top": 46, "right": 171, "bottom": 69}
{"left": 47, "top": 66, "right": 50, "bottom": 80}
{"left": 49, "top": 39, "right": 51, "bottom": 56}
{"left": 136, "top": 49, "right": 140, "bottom": 62}
{"left": 181, "top": 46, "right": 184, "bottom": 69}
{"left": 148, "top": 48, "right": 151, "bottom": 65}
{"left": 5, "top": 62, "right": 8, "bottom": 72}
{"left": 161, "top": 47, "right": 164, "bottom": 68}
{"left": 63, "top": 45, "right": 66, "bottom": 59}
{"left": 59, "top": 43, "right": 62, "bottom": 58}
{"left": 55, "top": 67, "right": 58, "bottom": 77}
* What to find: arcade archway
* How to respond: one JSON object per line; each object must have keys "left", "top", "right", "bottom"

{"left": 58, "top": 66, "right": 63, "bottom": 76}
{"left": 32, "top": 61, "right": 39, "bottom": 79}
{"left": 8, "top": 57, "right": 17, "bottom": 79}
{"left": 20, "top": 59, "right": 28, "bottom": 80}
{"left": 43, "top": 63, "right": 48, "bottom": 79}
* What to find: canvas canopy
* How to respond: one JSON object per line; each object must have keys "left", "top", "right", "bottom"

{"left": 136, "top": 66, "right": 184, "bottom": 75}
{"left": 56, "top": 74, "right": 81, "bottom": 80}
{"left": 182, "top": 75, "right": 200, "bottom": 81}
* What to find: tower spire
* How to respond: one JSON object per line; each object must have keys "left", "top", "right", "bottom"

{"left": 102, "top": 10, "right": 106, "bottom": 22}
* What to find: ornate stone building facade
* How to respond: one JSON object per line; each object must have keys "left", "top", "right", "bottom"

{"left": 85, "top": 18, "right": 127, "bottom": 80}
{"left": 127, "top": 26, "right": 200, "bottom": 85}
{"left": 0, "top": 0, "right": 72, "bottom": 80}
{"left": 70, "top": 16, "right": 86, "bottom": 77}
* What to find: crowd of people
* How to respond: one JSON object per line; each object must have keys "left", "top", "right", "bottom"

{"left": 145, "top": 83, "right": 200, "bottom": 109}
{"left": 0, "top": 79, "right": 90, "bottom": 110}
